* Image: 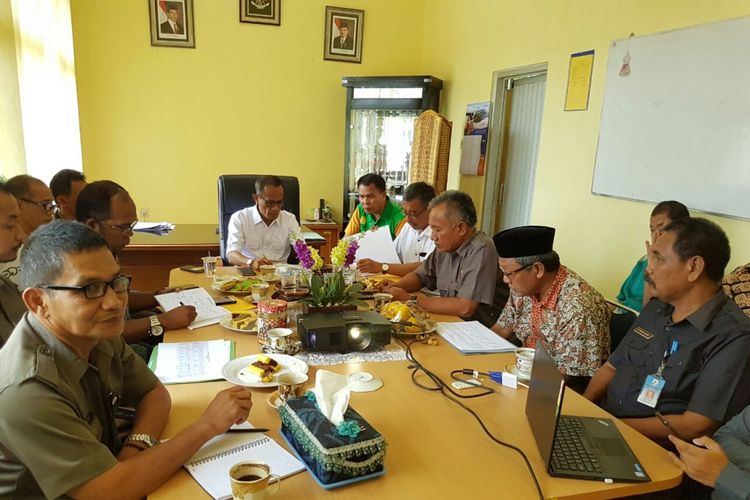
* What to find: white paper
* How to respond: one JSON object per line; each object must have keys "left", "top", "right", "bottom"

{"left": 459, "top": 135, "right": 482, "bottom": 175}
{"left": 354, "top": 226, "right": 400, "bottom": 265}
{"left": 437, "top": 321, "right": 517, "bottom": 354}
{"left": 154, "top": 340, "right": 232, "bottom": 384}
{"left": 155, "top": 288, "right": 230, "bottom": 329}
{"left": 133, "top": 221, "right": 175, "bottom": 232}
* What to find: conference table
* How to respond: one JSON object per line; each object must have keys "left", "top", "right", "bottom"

{"left": 150, "top": 269, "right": 682, "bottom": 499}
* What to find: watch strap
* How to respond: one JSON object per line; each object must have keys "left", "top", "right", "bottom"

{"left": 126, "top": 433, "right": 161, "bottom": 448}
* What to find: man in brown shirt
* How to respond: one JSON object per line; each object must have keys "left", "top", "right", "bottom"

{"left": 0, "top": 181, "right": 25, "bottom": 347}
{"left": 0, "top": 221, "right": 253, "bottom": 498}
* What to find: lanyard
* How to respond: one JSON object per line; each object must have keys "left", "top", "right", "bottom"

{"left": 656, "top": 340, "right": 679, "bottom": 377}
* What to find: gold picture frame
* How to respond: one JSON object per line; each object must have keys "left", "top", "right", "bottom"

{"left": 323, "top": 6, "right": 364, "bottom": 64}
{"left": 148, "top": 0, "right": 195, "bottom": 48}
{"left": 240, "top": 0, "right": 281, "bottom": 26}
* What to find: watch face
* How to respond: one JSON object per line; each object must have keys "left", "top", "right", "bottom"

{"left": 151, "top": 325, "right": 164, "bottom": 337}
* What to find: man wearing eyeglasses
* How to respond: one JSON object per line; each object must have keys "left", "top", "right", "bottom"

{"left": 0, "top": 175, "right": 55, "bottom": 287}
{"left": 491, "top": 226, "right": 610, "bottom": 393}
{"left": 76, "top": 181, "right": 197, "bottom": 352}
{"left": 357, "top": 182, "right": 436, "bottom": 277}
{"left": 226, "top": 175, "right": 300, "bottom": 269}
{"left": 0, "top": 221, "right": 253, "bottom": 498}
{"left": 0, "top": 181, "right": 26, "bottom": 348}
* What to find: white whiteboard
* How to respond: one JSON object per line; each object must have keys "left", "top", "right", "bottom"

{"left": 592, "top": 16, "right": 750, "bottom": 219}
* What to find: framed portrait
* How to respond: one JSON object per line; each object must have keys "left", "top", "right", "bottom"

{"left": 323, "top": 6, "right": 364, "bottom": 63}
{"left": 240, "top": 0, "right": 281, "bottom": 26}
{"left": 149, "top": 0, "right": 195, "bottom": 48}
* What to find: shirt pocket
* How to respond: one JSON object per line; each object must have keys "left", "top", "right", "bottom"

{"left": 623, "top": 335, "right": 653, "bottom": 369}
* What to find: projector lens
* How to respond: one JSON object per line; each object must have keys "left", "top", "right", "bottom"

{"left": 347, "top": 324, "right": 371, "bottom": 350}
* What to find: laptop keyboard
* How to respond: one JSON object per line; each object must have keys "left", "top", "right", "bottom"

{"left": 551, "top": 417, "right": 603, "bottom": 474}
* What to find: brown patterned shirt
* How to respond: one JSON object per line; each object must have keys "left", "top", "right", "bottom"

{"left": 722, "top": 264, "right": 750, "bottom": 317}
{"left": 497, "top": 266, "right": 611, "bottom": 376}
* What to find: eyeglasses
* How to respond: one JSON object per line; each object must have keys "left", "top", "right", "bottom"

{"left": 404, "top": 206, "right": 428, "bottom": 219}
{"left": 258, "top": 195, "right": 284, "bottom": 208}
{"left": 96, "top": 219, "right": 138, "bottom": 233}
{"left": 37, "top": 275, "right": 132, "bottom": 299}
{"left": 17, "top": 197, "right": 57, "bottom": 213}
{"left": 501, "top": 263, "right": 532, "bottom": 279}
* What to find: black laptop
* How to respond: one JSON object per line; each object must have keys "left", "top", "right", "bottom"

{"left": 524, "top": 343, "right": 650, "bottom": 483}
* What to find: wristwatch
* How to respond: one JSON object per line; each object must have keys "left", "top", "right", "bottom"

{"left": 126, "top": 433, "right": 161, "bottom": 449}
{"left": 381, "top": 263, "right": 390, "bottom": 274}
{"left": 148, "top": 315, "right": 164, "bottom": 337}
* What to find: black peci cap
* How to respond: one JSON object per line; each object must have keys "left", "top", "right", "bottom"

{"left": 493, "top": 225, "right": 555, "bottom": 258}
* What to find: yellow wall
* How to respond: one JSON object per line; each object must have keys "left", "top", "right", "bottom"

{"left": 0, "top": 0, "right": 26, "bottom": 179}
{"left": 420, "top": 1, "right": 750, "bottom": 297}
{"left": 71, "top": 0, "right": 425, "bottom": 224}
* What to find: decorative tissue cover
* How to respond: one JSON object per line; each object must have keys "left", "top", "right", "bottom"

{"left": 279, "top": 395, "right": 386, "bottom": 484}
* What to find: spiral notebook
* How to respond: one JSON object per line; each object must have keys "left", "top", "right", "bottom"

{"left": 185, "top": 432, "right": 305, "bottom": 499}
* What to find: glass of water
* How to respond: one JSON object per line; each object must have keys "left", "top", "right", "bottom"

{"left": 202, "top": 256, "right": 218, "bottom": 279}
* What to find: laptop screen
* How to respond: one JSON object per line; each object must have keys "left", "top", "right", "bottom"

{"left": 524, "top": 343, "right": 566, "bottom": 468}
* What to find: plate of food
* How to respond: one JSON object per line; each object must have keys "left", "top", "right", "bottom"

{"left": 212, "top": 278, "right": 263, "bottom": 294}
{"left": 360, "top": 276, "right": 396, "bottom": 294}
{"left": 380, "top": 301, "right": 438, "bottom": 335}
{"left": 219, "top": 312, "right": 258, "bottom": 333}
{"left": 222, "top": 354, "right": 309, "bottom": 388}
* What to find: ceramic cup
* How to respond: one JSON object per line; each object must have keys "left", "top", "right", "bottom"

{"left": 251, "top": 283, "right": 271, "bottom": 302}
{"left": 277, "top": 372, "right": 308, "bottom": 401}
{"left": 266, "top": 328, "right": 293, "bottom": 354}
{"left": 229, "top": 461, "right": 280, "bottom": 500}
{"left": 202, "top": 256, "right": 218, "bottom": 279}
{"left": 372, "top": 293, "right": 393, "bottom": 313}
{"left": 259, "top": 265, "right": 277, "bottom": 282}
{"left": 515, "top": 347, "right": 535, "bottom": 379}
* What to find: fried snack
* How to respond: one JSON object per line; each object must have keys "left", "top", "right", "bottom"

{"left": 231, "top": 312, "right": 257, "bottom": 330}
{"left": 218, "top": 278, "right": 262, "bottom": 292}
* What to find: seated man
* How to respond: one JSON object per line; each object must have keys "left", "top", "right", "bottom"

{"left": 0, "top": 181, "right": 26, "bottom": 347}
{"left": 0, "top": 221, "right": 253, "bottom": 498}
{"left": 722, "top": 263, "right": 750, "bottom": 317}
{"left": 616, "top": 200, "right": 689, "bottom": 312}
{"left": 225, "top": 175, "right": 300, "bottom": 269}
{"left": 668, "top": 403, "right": 750, "bottom": 500}
{"left": 344, "top": 173, "right": 406, "bottom": 239}
{"left": 357, "top": 181, "right": 436, "bottom": 276}
{"left": 50, "top": 168, "right": 88, "bottom": 220}
{"left": 385, "top": 190, "right": 501, "bottom": 321}
{"left": 76, "top": 181, "right": 196, "bottom": 347}
{"left": 0, "top": 175, "right": 55, "bottom": 286}
{"left": 584, "top": 218, "right": 750, "bottom": 444}
{"left": 491, "top": 226, "right": 610, "bottom": 393}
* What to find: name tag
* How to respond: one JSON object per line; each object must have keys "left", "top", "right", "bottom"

{"left": 634, "top": 327, "right": 654, "bottom": 340}
{"left": 637, "top": 374, "right": 665, "bottom": 408}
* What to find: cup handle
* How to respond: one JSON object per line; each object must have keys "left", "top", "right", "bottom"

{"left": 267, "top": 474, "right": 281, "bottom": 494}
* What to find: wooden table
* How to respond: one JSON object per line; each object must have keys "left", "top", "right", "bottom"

{"left": 120, "top": 224, "right": 326, "bottom": 291}
{"left": 150, "top": 270, "right": 682, "bottom": 500}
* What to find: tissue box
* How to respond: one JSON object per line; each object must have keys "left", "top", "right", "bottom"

{"left": 279, "top": 396, "right": 386, "bottom": 486}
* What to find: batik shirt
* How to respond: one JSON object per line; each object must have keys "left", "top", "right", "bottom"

{"left": 496, "top": 266, "right": 611, "bottom": 376}
{"left": 723, "top": 263, "right": 750, "bottom": 317}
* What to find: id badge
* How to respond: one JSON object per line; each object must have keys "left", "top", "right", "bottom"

{"left": 637, "top": 374, "right": 665, "bottom": 408}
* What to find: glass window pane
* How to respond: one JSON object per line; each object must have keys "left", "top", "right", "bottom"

{"left": 352, "top": 87, "right": 423, "bottom": 99}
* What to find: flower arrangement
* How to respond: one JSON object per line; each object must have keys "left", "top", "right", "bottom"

{"left": 290, "top": 231, "right": 323, "bottom": 270}
{"left": 330, "top": 237, "right": 359, "bottom": 268}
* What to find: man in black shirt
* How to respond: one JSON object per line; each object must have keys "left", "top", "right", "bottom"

{"left": 584, "top": 217, "right": 750, "bottom": 445}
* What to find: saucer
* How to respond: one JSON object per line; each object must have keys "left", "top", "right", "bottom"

{"left": 348, "top": 372, "right": 383, "bottom": 392}
{"left": 267, "top": 391, "right": 282, "bottom": 409}
{"left": 505, "top": 364, "right": 531, "bottom": 382}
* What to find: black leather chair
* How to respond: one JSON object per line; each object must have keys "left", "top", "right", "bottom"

{"left": 605, "top": 299, "right": 639, "bottom": 353}
{"left": 217, "top": 175, "right": 300, "bottom": 262}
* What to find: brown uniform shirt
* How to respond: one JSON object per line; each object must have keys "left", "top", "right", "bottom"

{"left": 0, "top": 275, "right": 24, "bottom": 348}
{"left": 0, "top": 313, "right": 159, "bottom": 498}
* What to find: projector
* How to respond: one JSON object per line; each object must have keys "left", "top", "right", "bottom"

{"left": 297, "top": 311, "right": 392, "bottom": 353}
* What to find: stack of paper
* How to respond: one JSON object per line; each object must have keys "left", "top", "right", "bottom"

{"left": 437, "top": 321, "right": 517, "bottom": 354}
{"left": 354, "top": 226, "right": 401, "bottom": 271}
{"left": 133, "top": 221, "right": 175, "bottom": 234}
{"left": 156, "top": 288, "right": 230, "bottom": 329}
{"left": 149, "top": 339, "right": 234, "bottom": 384}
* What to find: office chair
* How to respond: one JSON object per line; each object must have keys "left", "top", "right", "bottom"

{"left": 217, "top": 175, "right": 300, "bottom": 263}
{"left": 605, "top": 299, "right": 639, "bottom": 353}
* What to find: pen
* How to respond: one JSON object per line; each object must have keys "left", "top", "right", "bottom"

{"left": 226, "top": 428, "right": 269, "bottom": 433}
{"left": 655, "top": 411, "right": 680, "bottom": 438}
{"left": 179, "top": 301, "right": 185, "bottom": 306}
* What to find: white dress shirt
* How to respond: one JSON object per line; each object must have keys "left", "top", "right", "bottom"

{"left": 394, "top": 224, "right": 435, "bottom": 263}
{"left": 226, "top": 206, "right": 300, "bottom": 263}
